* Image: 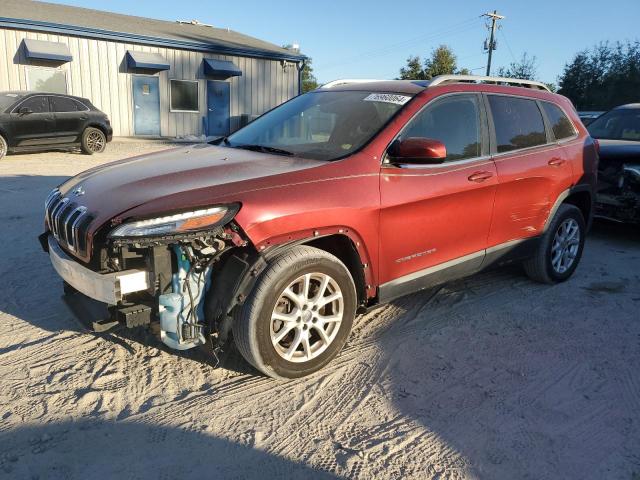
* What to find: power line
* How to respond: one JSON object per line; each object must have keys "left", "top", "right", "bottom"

{"left": 317, "top": 16, "right": 482, "bottom": 71}
{"left": 499, "top": 28, "right": 518, "bottom": 64}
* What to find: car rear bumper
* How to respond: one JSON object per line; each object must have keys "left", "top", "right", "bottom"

{"left": 105, "top": 125, "right": 113, "bottom": 142}
{"left": 46, "top": 234, "right": 149, "bottom": 304}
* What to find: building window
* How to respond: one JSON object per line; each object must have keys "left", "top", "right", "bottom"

{"left": 26, "top": 67, "right": 68, "bottom": 94}
{"left": 170, "top": 80, "right": 199, "bottom": 112}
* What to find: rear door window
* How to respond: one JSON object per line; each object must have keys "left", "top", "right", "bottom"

{"left": 541, "top": 102, "right": 576, "bottom": 140}
{"left": 401, "top": 94, "right": 483, "bottom": 162}
{"left": 17, "top": 96, "right": 49, "bottom": 113}
{"left": 488, "top": 95, "right": 547, "bottom": 153}
{"left": 50, "top": 96, "right": 85, "bottom": 112}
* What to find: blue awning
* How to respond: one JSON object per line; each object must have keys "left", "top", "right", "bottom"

{"left": 23, "top": 38, "right": 72, "bottom": 62}
{"left": 126, "top": 50, "right": 170, "bottom": 71}
{"left": 203, "top": 58, "right": 242, "bottom": 79}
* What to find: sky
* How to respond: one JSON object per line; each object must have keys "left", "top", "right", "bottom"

{"left": 46, "top": 0, "right": 640, "bottom": 85}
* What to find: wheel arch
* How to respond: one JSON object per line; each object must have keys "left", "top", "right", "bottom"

{"left": 563, "top": 190, "right": 593, "bottom": 229}
{"left": 544, "top": 185, "right": 594, "bottom": 232}
{"left": 85, "top": 123, "right": 109, "bottom": 137}
{"left": 204, "top": 231, "right": 371, "bottom": 350}
{"left": 299, "top": 234, "right": 368, "bottom": 311}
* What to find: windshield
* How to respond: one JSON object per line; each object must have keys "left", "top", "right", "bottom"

{"left": 588, "top": 108, "right": 640, "bottom": 141}
{"left": 0, "top": 93, "right": 22, "bottom": 112}
{"left": 224, "top": 90, "right": 413, "bottom": 161}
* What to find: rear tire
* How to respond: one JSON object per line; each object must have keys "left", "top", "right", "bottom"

{"left": 81, "top": 127, "right": 106, "bottom": 155}
{"left": 524, "top": 204, "right": 586, "bottom": 284}
{"left": 233, "top": 246, "right": 357, "bottom": 379}
{"left": 0, "top": 134, "right": 7, "bottom": 160}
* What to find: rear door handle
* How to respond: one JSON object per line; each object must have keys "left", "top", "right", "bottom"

{"left": 468, "top": 171, "right": 493, "bottom": 182}
{"left": 548, "top": 158, "right": 566, "bottom": 166}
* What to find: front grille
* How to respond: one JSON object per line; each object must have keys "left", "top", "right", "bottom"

{"left": 45, "top": 188, "right": 94, "bottom": 257}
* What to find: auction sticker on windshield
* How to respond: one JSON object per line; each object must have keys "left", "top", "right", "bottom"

{"left": 363, "top": 93, "right": 411, "bottom": 105}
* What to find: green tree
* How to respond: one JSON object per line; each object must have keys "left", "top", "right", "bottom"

{"left": 424, "top": 45, "right": 458, "bottom": 79}
{"left": 558, "top": 41, "right": 640, "bottom": 110}
{"left": 399, "top": 55, "right": 425, "bottom": 80}
{"left": 301, "top": 58, "right": 318, "bottom": 93}
{"left": 398, "top": 45, "right": 467, "bottom": 80}
{"left": 497, "top": 53, "right": 538, "bottom": 80}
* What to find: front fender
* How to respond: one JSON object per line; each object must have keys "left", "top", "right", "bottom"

{"left": 232, "top": 173, "right": 381, "bottom": 291}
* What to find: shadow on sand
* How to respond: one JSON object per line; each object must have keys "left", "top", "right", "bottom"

{"left": 0, "top": 419, "right": 337, "bottom": 479}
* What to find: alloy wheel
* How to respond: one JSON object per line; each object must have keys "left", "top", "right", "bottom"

{"left": 551, "top": 218, "right": 580, "bottom": 274}
{"left": 86, "top": 131, "right": 105, "bottom": 152}
{"left": 270, "top": 272, "right": 344, "bottom": 363}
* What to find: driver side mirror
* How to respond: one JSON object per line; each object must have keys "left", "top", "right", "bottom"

{"left": 18, "top": 107, "right": 33, "bottom": 115}
{"left": 388, "top": 137, "right": 447, "bottom": 164}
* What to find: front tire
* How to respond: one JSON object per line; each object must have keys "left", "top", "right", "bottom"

{"left": 233, "top": 246, "right": 357, "bottom": 379}
{"left": 81, "top": 127, "right": 106, "bottom": 154}
{"left": 0, "top": 134, "right": 7, "bottom": 160}
{"left": 524, "top": 204, "right": 586, "bottom": 284}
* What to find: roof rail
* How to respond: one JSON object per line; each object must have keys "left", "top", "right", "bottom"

{"left": 428, "top": 74, "right": 551, "bottom": 92}
{"left": 319, "top": 79, "right": 384, "bottom": 89}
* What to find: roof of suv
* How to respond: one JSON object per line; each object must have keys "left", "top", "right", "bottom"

{"left": 320, "top": 80, "right": 429, "bottom": 94}
{"left": 319, "top": 75, "right": 551, "bottom": 95}
{"left": 0, "top": 91, "right": 91, "bottom": 102}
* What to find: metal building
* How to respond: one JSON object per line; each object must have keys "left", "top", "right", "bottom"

{"left": 0, "top": 0, "right": 305, "bottom": 137}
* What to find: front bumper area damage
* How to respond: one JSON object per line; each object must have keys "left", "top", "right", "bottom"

{"left": 48, "top": 236, "right": 150, "bottom": 304}
{"left": 158, "top": 244, "right": 211, "bottom": 350}
{"left": 42, "top": 225, "right": 266, "bottom": 355}
{"left": 596, "top": 163, "right": 640, "bottom": 223}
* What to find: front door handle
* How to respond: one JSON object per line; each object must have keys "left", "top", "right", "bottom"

{"left": 468, "top": 171, "right": 493, "bottom": 182}
{"left": 548, "top": 157, "right": 566, "bottom": 167}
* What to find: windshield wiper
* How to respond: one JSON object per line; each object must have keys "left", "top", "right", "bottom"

{"left": 232, "top": 144, "right": 295, "bottom": 156}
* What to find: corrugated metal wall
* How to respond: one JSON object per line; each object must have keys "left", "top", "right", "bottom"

{"left": 0, "top": 27, "right": 299, "bottom": 136}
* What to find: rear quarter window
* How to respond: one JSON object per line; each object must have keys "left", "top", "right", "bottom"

{"left": 542, "top": 102, "right": 576, "bottom": 140}
{"left": 50, "top": 96, "right": 87, "bottom": 112}
{"left": 488, "top": 95, "right": 547, "bottom": 153}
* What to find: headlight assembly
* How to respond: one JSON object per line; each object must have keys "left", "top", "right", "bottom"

{"left": 109, "top": 205, "right": 238, "bottom": 238}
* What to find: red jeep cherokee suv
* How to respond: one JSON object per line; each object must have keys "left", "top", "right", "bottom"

{"left": 41, "top": 75, "right": 598, "bottom": 378}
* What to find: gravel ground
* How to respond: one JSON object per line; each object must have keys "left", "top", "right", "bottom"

{"left": 0, "top": 142, "right": 639, "bottom": 479}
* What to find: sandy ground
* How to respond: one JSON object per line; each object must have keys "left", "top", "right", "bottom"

{"left": 0, "top": 142, "right": 639, "bottom": 480}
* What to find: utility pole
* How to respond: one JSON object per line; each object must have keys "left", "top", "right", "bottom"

{"left": 483, "top": 10, "right": 504, "bottom": 76}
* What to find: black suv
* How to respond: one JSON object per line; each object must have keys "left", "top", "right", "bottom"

{"left": 0, "top": 91, "right": 112, "bottom": 159}
{"left": 587, "top": 103, "right": 640, "bottom": 223}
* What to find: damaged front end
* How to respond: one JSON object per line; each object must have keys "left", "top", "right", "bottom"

{"left": 108, "top": 233, "right": 231, "bottom": 351}
{"left": 43, "top": 202, "right": 266, "bottom": 354}
{"left": 596, "top": 162, "right": 640, "bottom": 223}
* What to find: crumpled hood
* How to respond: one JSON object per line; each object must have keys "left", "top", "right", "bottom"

{"left": 597, "top": 139, "right": 640, "bottom": 162}
{"left": 58, "top": 143, "right": 325, "bottom": 230}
